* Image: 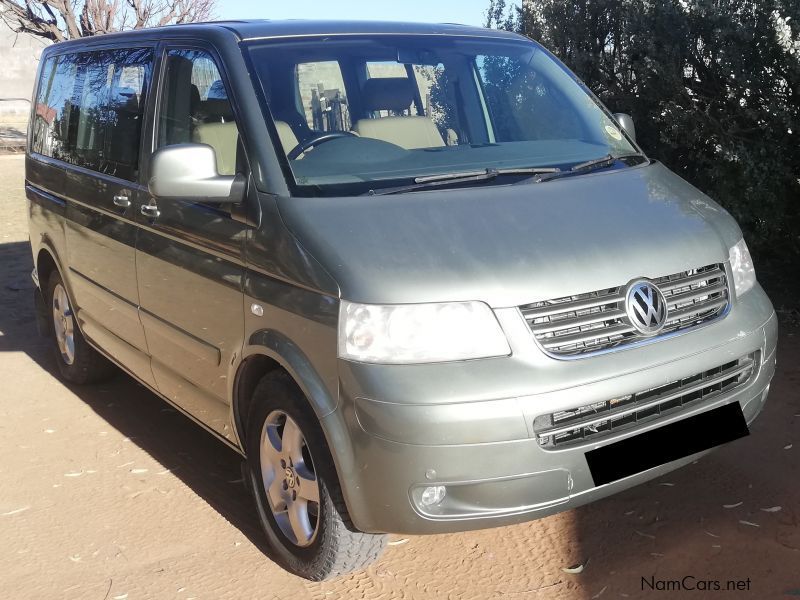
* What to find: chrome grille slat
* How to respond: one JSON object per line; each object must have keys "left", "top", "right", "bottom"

{"left": 531, "top": 308, "right": 627, "bottom": 334}
{"left": 537, "top": 359, "right": 753, "bottom": 439}
{"left": 522, "top": 264, "right": 729, "bottom": 357}
{"left": 521, "top": 291, "right": 623, "bottom": 319}
{"left": 665, "top": 281, "right": 727, "bottom": 306}
{"left": 535, "top": 353, "right": 757, "bottom": 448}
{"left": 664, "top": 297, "right": 728, "bottom": 324}
{"left": 541, "top": 323, "right": 637, "bottom": 349}
{"left": 658, "top": 267, "right": 725, "bottom": 292}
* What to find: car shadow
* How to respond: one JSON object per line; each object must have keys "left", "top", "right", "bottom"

{"left": 0, "top": 240, "right": 270, "bottom": 555}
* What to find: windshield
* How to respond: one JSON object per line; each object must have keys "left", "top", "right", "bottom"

{"left": 245, "top": 35, "right": 640, "bottom": 195}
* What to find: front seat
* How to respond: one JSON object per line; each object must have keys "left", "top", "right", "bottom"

{"left": 352, "top": 77, "right": 445, "bottom": 149}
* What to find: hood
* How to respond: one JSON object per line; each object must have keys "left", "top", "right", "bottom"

{"left": 276, "top": 162, "right": 742, "bottom": 307}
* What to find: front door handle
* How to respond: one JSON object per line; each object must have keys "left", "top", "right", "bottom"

{"left": 140, "top": 203, "right": 160, "bottom": 219}
{"left": 112, "top": 195, "right": 131, "bottom": 208}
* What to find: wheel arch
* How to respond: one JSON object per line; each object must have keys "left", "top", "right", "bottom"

{"left": 35, "top": 243, "right": 64, "bottom": 290}
{"left": 233, "top": 329, "right": 338, "bottom": 451}
{"left": 234, "top": 330, "right": 365, "bottom": 531}
{"left": 34, "top": 244, "right": 76, "bottom": 335}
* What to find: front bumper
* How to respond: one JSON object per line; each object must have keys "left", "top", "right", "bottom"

{"left": 330, "top": 285, "right": 777, "bottom": 535}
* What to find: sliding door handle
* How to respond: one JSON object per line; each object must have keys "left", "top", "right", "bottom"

{"left": 112, "top": 195, "right": 131, "bottom": 208}
{"left": 140, "top": 203, "right": 160, "bottom": 219}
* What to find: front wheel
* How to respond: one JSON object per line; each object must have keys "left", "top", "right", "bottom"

{"left": 245, "top": 372, "right": 387, "bottom": 580}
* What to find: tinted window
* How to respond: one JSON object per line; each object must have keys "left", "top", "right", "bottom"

{"left": 158, "top": 49, "right": 239, "bottom": 176}
{"left": 32, "top": 55, "right": 77, "bottom": 160}
{"left": 31, "top": 48, "right": 152, "bottom": 181}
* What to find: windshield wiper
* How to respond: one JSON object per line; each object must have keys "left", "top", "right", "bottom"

{"left": 364, "top": 166, "right": 560, "bottom": 196}
{"left": 533, "top": 153, "right": 646, "bottom": 183}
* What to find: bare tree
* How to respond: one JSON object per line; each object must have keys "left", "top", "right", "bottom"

{"left": 0, "top": 0, "right": 215, "bottom": 42}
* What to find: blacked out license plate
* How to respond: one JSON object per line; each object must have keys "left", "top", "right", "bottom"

{"left": 585, "top": 402, "right": 749, "bottom": 486}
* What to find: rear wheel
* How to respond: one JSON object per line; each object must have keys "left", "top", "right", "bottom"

{"left": 46, "top": 270, "right": 115, "bottom": 384}
{"left": 245, "top": 372, "right": 387, "bottom": 580}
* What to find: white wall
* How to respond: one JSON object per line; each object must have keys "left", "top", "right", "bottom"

{"left": 0, "top": 14, "right": 49, "bottom": 131}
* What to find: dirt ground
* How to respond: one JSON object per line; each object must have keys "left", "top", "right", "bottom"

{"left": 1, "top": 153, "right": 798, "bottom": 600}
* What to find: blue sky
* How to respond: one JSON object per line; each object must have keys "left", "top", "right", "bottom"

{"left": 215, "top": 0, "right": 496, "bottom": 27}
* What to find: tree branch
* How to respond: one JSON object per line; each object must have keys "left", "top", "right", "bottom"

{"left": 1, "top": 0, "right": 214, "bottom": 41}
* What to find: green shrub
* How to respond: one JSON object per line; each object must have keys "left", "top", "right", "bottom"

{"left": 488, "top": 0, "right": 800, "bottom": 282}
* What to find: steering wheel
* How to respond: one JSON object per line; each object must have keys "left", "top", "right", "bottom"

{"left": 287, "top": 131, "right": 356, "bottom": 160}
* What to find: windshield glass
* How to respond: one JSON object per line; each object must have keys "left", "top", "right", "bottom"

{"left": 245, "top": 35, "right": 639, "bottom": 195}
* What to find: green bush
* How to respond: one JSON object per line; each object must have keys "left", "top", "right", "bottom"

{"left": 488, "top": 0, "right": 800, "bottom": 279}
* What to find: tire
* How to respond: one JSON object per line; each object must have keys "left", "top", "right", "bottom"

{"left": 46, "top": 270, "right": 116, "bottom": 384}
{"left": 245, "top": 371, "right": 387, "bottom": 580}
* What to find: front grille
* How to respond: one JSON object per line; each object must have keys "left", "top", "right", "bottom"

{"left": 521, "top": 264, "right": 729, "bottom": 357}
{"left": 534, "top": 352, "right": 757, "bottom": 449}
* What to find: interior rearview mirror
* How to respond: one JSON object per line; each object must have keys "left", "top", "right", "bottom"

{"left": 613, "top": 113, "right": 636, "bottom": 143}
{"left": 148, "top": 144, "right": 245, "bottom": 204}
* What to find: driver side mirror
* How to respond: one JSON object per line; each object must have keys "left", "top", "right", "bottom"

{"left": 613, "top": 113, "right": 636, "bottom": 143}
{"left": 148, "top": 144, "right": 245, "bottom": 204}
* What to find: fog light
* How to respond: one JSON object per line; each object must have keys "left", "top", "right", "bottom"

{"left": 420, "top": 485, "right": 446, "bottom": 507}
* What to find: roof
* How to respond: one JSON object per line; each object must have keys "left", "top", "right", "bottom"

{"left": 44, "top": 19, "right": 525, "bottom": 50}
{"left": 218, "top": 19, "right": 523, "bottom": 41}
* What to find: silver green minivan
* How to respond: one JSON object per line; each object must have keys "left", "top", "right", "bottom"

{"left": 27, "top": 20, "right": 777, "bottom": 580}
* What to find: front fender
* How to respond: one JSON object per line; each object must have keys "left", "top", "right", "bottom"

{"left": 244, "top": 329, "right": 338, "bottom": 418}
{"left": 238, "top": 332, "right": 361, "bottom": 518}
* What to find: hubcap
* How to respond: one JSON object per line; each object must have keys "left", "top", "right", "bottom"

{"left": 259, "top": 410, "right": 320, "bottom": 547}
{"left": 52, "top": 283, "right": 75, "bottom": 366}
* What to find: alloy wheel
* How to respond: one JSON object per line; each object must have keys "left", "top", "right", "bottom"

{"left": 52, "top": 283, "right": 75, "bottom": 365}
{"left": 259, "top": 410, "right": 321, "bottom": 547}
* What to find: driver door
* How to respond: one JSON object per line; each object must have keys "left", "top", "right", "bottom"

{"left": 135, "top": 46, "right": 247, "bottom": 439}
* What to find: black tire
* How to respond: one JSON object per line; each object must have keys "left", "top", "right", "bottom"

{"left": 46, "top": 270, "right": 116, "bottom": 384}
{"left": 245, "top": 371, "right": 387, "bottom": 580}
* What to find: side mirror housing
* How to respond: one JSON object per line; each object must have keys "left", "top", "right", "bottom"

{"left": 613, "top": 113, "right": 636, "bottom": 143}
{"left": 148, "top": 144, "right": 245, "bottom": 204}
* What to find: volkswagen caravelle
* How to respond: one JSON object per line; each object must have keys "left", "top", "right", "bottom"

{"left": 26, "top": 20, "right": 777, "bottom": 580}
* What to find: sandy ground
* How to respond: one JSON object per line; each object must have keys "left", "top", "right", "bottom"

{"left": 1, "top": 153, "right": 798, "bottom": 600}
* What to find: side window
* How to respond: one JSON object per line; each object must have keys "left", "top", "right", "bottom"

{"left": 31, "top": 48, "right": 152, "bottom": 181}
{"left": 32, "top": 55, "right": 77, "bottom": 161}
{"left": 158, "top": 49, "right": 240, "bottom": 176}
{"left": 295, "top": 61, "right": 351, "bottom": 132}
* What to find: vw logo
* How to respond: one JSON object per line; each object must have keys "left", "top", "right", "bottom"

{"left": 625, "top": 280, "right": 668, "bottom": 334}
{"left": 285, "top": 467, "right": 296, "bottom": 488}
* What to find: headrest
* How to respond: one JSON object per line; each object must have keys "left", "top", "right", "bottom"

{"left": 190, "top": 84, "right": 201, "bottom": 111}
{"left": 114, "top": 87, "right": 139, "bottom": 112}
{"left": 362, "top": 77, "right": 414, "bottom": 113}
{"left": 207, "top": 80, "right": 227, "bottom": 100}
{"left": 191, "top": 98, "right": 235, "bottom": 123}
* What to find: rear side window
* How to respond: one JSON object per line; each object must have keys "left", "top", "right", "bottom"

{"left": 31, "top": 48, "right": 152, "bottom": 181}
{"left": 31, "top": 56, "right": 77, "bottom": 161}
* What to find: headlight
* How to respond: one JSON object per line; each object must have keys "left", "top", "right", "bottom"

{"left": 338, "top": 300, "right": 510, "bottom": 364}
{"left": 729, "top": 238, "right": 756, "bottom": 297}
